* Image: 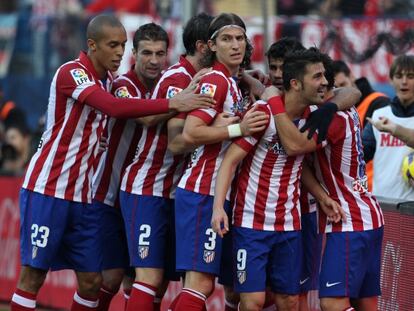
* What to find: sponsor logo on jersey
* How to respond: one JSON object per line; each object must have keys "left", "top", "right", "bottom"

{"left": 114, "top": 86, "right": 132, "bottom": 98}
{"left": 200, "top": 83, "right": 217, "bottom": 97}
{"left": 166, "top": 86, "right": 182, "bottom": 99}
{"left": 70, "top": 68, "right": 91, "bottom": 85}
{"left": 138, "top": 246, "right": 149, "bottom": 259}
{"left": 203, "top": 250, "right": 215, "bottom": 263}
{"left": 237, "top": 271, "right": 246, "bottom": 284}
{"left": 265, "top": 134, "right": 286, "bottom": 155}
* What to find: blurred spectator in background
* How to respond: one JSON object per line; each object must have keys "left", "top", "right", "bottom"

{"left": 0, "top": 0, "right": 18, "bottom": 12}
{"left": 0, "top": 123, "right": 32, "bottom": 175}
{"left": 319, "top": 0, "right": 366, "bottom": 17}
{"left": 363, "top": 55, "right": 414, "bottom": 200}
{"left": 85, "top": 0, "right": 155, "bottom": 15}
{"left": 30, "top": 0, "right": 83, "bottom": 77}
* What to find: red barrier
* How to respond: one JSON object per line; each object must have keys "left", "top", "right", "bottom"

{"left": 1, "top": 177, "right": 413, "bottom": 310}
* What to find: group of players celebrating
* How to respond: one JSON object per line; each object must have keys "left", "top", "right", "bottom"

{"left": 10, "top": 11, "right": 384, "bottom": 311}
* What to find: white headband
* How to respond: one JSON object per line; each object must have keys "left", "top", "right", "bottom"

{"left": 210, "top": 24, "right": 246, "bottom": 40}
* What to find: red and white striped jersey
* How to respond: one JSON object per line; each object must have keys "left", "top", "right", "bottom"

{"left": 232, "top": 101, "right": 316, "bottom": 231}
{"left": 23, "top": 52, "right": 113, "bottom": 203}
{"left": 300, "top": 155, "right": 317, "bottom": 215}
{"left": 178, "top": 61, "right": 245, "bottom": 197}
{"left": 314, "top": 107, "right": 384, "bottom": 233}
{"left": 92, "top": 67, "right": 147, "bottom": 207}
{"left": 121, "top": 56, "right": 195, "bottom": 198}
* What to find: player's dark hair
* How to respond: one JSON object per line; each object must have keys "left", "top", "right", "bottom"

{"left": 133, "top": 23, "right": 169, "bottom": 50}
{"left": 86, "top": 14, "right": 124, "bottom": 42}
{"left": 182, "top": 13, "right": 213, "bottom": 56}
{"left": 332, "top": 60, "right": 351, "bottom": 77}
{"left": 266, "top": 37, "right": 305, "bottom": 62}
{"left": 389, "top": 54, "right": 414, "bottom": 78}
{"left": 201, "top": 13, "right": 253, "bottom": 68}
{"left": 282, "top": 48, "right": 327, "bottom": 91}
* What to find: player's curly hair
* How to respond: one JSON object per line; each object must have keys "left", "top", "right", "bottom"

{"left": 201, "top": 13, "right": 253, "bottom": 69}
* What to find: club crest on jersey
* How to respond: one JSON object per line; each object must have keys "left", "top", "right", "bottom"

{"left": 70, "top": 68, "right": 91, "bottom": 85}
{"left": 138, "top": 246, "right": 149, "bottom": 259}
{"left": 166, "top": 86, "right": 182, "bottom": 98}
{"left": 352, "top": 176, "right": 368, "bottom": 193}
{"left": 200, "top": 83, "right": 217, "bottom": 97}
{"left": 237, "top": 271, "right": 246, "bottom": 284}
{"left": 114, "top": 86, "right": 131, "bottom": 98}
{"left": 265, "top": 134, "right": 286, "bottom": 155}
{"left": 32, "top": 246, "right": 38, "bottom": 259}
{"left": 203, "top": 250, "right": 215, "bottom": 263}
{"left": 231, "top": 97, "right": 250, "bottom": 116}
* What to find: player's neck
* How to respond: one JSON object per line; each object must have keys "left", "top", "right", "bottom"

{"left": 284, "top": 92, "right": 307, "bottom": 119}
{"left": 135, "top": 71, "right": 157, "bottom": 91}
{"left": 186, "top": 54, "right": 203, "bottom": 73}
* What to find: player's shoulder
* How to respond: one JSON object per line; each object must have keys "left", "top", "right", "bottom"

{"left": 56, "top": 60, "right": 94, "bottom": 86}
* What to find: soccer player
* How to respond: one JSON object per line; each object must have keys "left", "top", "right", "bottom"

{"left": 118, "top": 13, "right": 216, "bottom": 311}
{"left": 212, "top": 48, "right": 343, "bottom": 311}
{"left": 91, "top": 23, "right": 171, "bottom": 311}
{"left": 170, "top": 13, "right": 270, "bottom": 311}
{"left": 11, "top": 14, "right": 214, "bottom": 311}
{"left": 267, "top": 49, "right": 384, "bottom": 311}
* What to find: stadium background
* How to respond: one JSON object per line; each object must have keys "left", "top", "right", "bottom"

{"left": 0, "top": 0, "right": 413, "bottom": 310}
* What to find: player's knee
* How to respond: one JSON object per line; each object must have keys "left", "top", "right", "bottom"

{"left": 77, "top": 272, "right": 103, "bottom": 296}
{"left": 240, "top": 298, "right": 264, "bottom": 311}
{"left": 224, "top": 286, "right": 240, "bottom": 305}
{"left": 276, "top": 293, "right": 299, "bottom": 311}
{"left": 18, "top": 266, "right": 47, "bottom": 293}
{"left": 102, "top": 269, "right": 124, "bottom": 292}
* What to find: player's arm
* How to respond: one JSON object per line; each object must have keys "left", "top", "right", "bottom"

{"left": 181, "top": 104, "right": 268, "bottom": 146}
{"left": 212, "top": 143, "right": 248, "bottom": 237}
{"left": 83, "top": 86, "right": 215, "bottom": 118}
{"left": 301, "top": 162, "right": 346, "bottom": 223}
{"left": 168, "top": 112, "right": 240, "bottom": 155}
{"left": 367, "top": 116, "right": 414, "bottom": 148}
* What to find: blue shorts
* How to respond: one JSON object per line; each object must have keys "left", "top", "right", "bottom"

{"left": 119, "top": 191, "right": 180, "bottom": 281}
{"left": 233, "top": 226, "right": 302, "bottom": 294}
{"left": 20, "top": 189, "right": 102, "bottom": 272}
{"left": 300, "top": 212, "right": 322, "bottom": 292}
{"left": 93, "top": 200, "right": 129, "bottom": 270}
{"left": 319, "top": 227, "right": 384, "bottom": 298}
{"left": 175, "top": 188, "right": 230, "bottom": 276}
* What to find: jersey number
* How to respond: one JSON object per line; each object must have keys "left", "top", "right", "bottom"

{"left": 236, "top": 249, "right": 247, "bottom": 270}
{"left": 204, "top": 228, "right": 217, "bottom": 250}
{"left": 138, "top": 224, "right": 151, "bottom": 246}
{"left": 31, "top": 224, "right": 50, "bottom": 248}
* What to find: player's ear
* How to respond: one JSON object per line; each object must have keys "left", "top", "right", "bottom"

{"left": 208, "top": 39, "right": 217, "bottom": 52}
{"left": 87, "top": 39, "right": 97, "bottom": 52}
{"left": 290, "top": 78, "right": 301, "bottom": 91}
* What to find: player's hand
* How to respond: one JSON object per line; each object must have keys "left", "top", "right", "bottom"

{"left": 319, "top": 196, "right": 347, "bottom": 224}
{"left": 260, "top": 85, "right": 282, "bottom": 101}
{"left": 212, "top": 112, "right": 240, "bottom": 127}
{"left": 169, "top": 88, "right": 216, "bottom": 112}
{"left": 246, "top": 69, "right": 271, "bottom": 85}
{"left": 211, "top": 206, "right": 229, "bottom": 238}
{"left": 187, "top": 67, "right": 212, "bottom": 91}
{"left": 300, "top": 102, "right": 338, "bottom": 144}
{"left": 239, "top": 104, "right": 268, "bottom": 136}
{"left": 367, "top": 116, "right": 396, "bottom": 134}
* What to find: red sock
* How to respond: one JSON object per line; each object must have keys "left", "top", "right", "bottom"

{"left": 224, "top": 299, "right": 237, "bottom": 311}
{"left": 10, "top": 289, "right": 36, "bottom": 311}
{"left": 153, "top": 297, "right": 162, "bottom": 311}
{"left": 126, "top": 282, "right": 157, "bottom": 311}
{"left": 123, "top": 288, "right": 131, "bottom": 311}
{"left": 97, "top": 286, "right": 117, "bottom": 311}
{"left": 71, "top": 292, "right": 99, "bottom": 310}
{"left": 175, "top": 288, "right": 206, "bottom": 311}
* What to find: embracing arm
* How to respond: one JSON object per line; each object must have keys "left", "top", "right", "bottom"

{"left": 211, "top": 143, "right": 247, "bottom": 237}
